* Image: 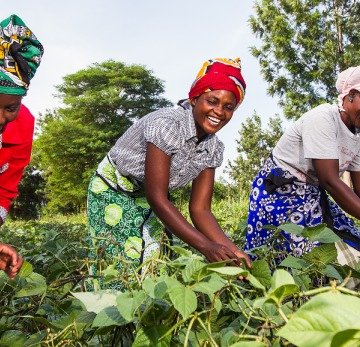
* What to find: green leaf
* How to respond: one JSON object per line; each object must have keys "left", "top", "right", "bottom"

{"left": 168, "top": 284, "right": 197, "bottom": 320}
{"left": 191, "top": 273, "right": 226, "bottom": 296}
{"left": 214, "top": 297, "right": 222, "bottom": 314}
{"left": 116, "top": 290, "right": 147, "bottom": 322}
{"left": 0, "top": 330, "right": 27, "bottom": 347}
{"left": 278, "top": 223, "right": 304, "bottom": 236}
{"left": 132, "top": 325, "right": 171, "bottom": 347}
{"left": 280, "top": 255, "right": 309, "bottom": 270}
{"left": 270, "top": 269, "right": 296, "bottom": 288}
{"left": 51, "top": 311, "right": 95, "bottom": 330}
{"left": 143, "top": 277, "right": 168, "bottom": 299}
{"left": 229, "top": 342, "right": 266, "bottom": 347}
{"left": 140, "top": 299, "right": 173, "bottom": 326}
{"left": 293, "top": 272, "right": 312, "bottom": 291}
{"left": 277, "top": 292, "right": 360, "bottom": 347}
{"left": 72, "top": 290, "right": 119, "bottom": 314}
{"left": 322, "top": 265, "right": 343, "bottom": 281}
{"left": 102, "top": 264, "right": 119, "bottom": 284}
{"left": 164, "top": 276, "right": 182, "bottom": 290}
{"left": 170, "top": 246, "right": 193, "bottom": 257}
{"left": 18, "top": 261, "right": 33, "bottom": 278}
{"left": 251, "top": 259, "right": 272, "bottom": 288}
{"left": 209, "top": 266, "right": 248, "bottom": 277}
{"left": 92, "top": 306, "right": 127, "bottom": 327}
{"left": 142, "top": 277, "right": 157, "bottom": 297}
{"left": 330, "top": 329, "right": 360, "bottom": 347}
{"left": 182, "top": 259, "right": 207, "bottom": 283}
{"left": 23, "top": 331, "right": 47, "bottom": 346}
{"left": 14, "top": 272, "right": 47, "bottom": 298}
{"left": 333, "top": 264, "right": 360, "bottom": 280}
{"left": 302, "top": 225, "right": 341, "bottom": 243}
{"left": 266, "top": 269, "right": 299, "bottom": 305}
{"left": 303, "top": 244, "right": 337, "bottom": 266}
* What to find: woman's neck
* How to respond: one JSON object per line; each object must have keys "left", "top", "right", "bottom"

{"left": 340, "top": 109, "right": 356, "bottom": 134}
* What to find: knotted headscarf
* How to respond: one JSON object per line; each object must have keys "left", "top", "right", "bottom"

{"left": 336, "top": 66, "right": 360, "bottom": 111}
{"left": 0, "top": 14, "right": 44, "bottom": 96}
{"left": 188, "top": 58, "right": 246, "bottom": 108}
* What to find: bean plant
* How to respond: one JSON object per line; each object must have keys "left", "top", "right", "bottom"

{"left": 0, "top": 219, "right": 360, "bottom": 346}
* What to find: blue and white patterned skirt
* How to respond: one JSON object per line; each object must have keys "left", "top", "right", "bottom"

{"left": 245, "top": 156, "right": 360, "bottom": 257}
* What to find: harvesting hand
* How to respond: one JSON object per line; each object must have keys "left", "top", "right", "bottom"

{"left": 232, "top": 248, "right": 252, "bottom": 269}
{"left": 0, "top": 243, "right": 23, "bottom": 279}
{"left": 201, "top": 241, "right": 251, "bottom": 268}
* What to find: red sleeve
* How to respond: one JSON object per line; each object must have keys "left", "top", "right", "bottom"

{"left": 0, "top": 105, "right": 34, "bottom": 220}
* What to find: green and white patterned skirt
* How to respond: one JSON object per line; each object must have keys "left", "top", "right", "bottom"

{"left": 87, "top": 156, "right": 169, "bottom": 290}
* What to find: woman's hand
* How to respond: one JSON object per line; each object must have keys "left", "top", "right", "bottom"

{"left": 231, "top": 247, "right": 252, "bottom": 269}
{"left": 200, "top": 241, "right": 251, "bottom": 268}
{"left": 0, "top": 242, "right": 23, "bottom": 279}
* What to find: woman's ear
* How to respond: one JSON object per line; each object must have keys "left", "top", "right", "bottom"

{"left": 190, "top": 98, "right": 197, "bottom": 107}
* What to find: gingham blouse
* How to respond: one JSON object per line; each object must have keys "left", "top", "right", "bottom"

{"left": 108, "top": 101, "right": 224, "bottom": 190}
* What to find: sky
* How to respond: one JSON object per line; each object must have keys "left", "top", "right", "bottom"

{"left": 2, "top": 0, "right": 283, "bottom": 179}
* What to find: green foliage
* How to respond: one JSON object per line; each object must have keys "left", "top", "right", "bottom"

{"left": 10, "top": 165, "right": 46, "bottom": 220}
{"left": 277, "top": 291, "right": 360, "bottom": 347}
{"left": 34, "top": 60, "right": 172, "bottom": 214}
{"left": 226, "top": 112, "right": 283, "bottom": 194}
{"left": 1, "top": 219, "right": 360, "bottom": 346}
{"left": 250, "top": 0, "right": 360, "bottom": 119}
{"left": 172, "top": 186, "right": 250, "bottom": 237}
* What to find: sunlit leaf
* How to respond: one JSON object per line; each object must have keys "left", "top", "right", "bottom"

{"left": 168, "top": 284, "right": 197, "bottom": 320}
{"left": 278, "top": 292, "right": 360, "bottom": 347}
{"left": 72, "top": 290, "right": 120, "bottom": 314}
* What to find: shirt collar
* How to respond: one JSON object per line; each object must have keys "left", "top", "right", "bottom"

{"left": 179, "top": 99, "right": 213, "bottom": 146}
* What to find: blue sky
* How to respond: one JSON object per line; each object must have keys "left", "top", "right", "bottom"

{"left": 2, "top": 0, "right": 283, "bottom": 179}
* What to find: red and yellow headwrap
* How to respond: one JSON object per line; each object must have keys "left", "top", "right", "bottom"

{"left": 188, "top": 57, "right": 246, "bottom": 107}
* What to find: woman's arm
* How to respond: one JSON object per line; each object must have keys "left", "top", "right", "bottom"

{"left": 189, "top": 168, "right": 251, "bottom": 268}
{"left": 350, "top": 171, "right": 360, "bottom": 198}
{"left": 313, "top": 159, "right": 360, "bottom": 220}
{"left": 144, "top": 142, "right": 244, "bottom": 265}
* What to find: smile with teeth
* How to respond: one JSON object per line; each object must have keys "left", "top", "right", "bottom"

{"left": 206, "top": 115, "right": 221, "bottom": 126}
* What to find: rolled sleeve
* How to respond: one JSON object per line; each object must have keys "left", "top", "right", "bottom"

{"left": 209, "top": 141, "right": 224, "bottom": 168}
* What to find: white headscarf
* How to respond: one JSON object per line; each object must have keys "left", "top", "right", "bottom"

{"left": 336, "top": 66, "right": 360, "bottom": 111}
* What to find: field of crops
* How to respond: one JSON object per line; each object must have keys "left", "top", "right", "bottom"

{"left": 1, "top": 215, "right": 360, "bottom": 346}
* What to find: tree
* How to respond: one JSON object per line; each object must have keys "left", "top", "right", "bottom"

{"left": 250, "top": 0, "right": 360, "bottom": 119}
{"left": 10, "top": 166, "right": 46, "bottom": 220}
{"left": 34, "top": 60, "right": 172, "bottom": 213}
{"left": 226, "top": 113, "right": 283, "bottom": 194}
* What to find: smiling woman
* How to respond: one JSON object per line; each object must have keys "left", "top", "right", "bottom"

{"left": 86, "top": 57, "right": 250, "bottom": 290}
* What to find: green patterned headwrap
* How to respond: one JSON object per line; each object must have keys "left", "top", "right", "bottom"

{"left": 0, "top": 14, "right": 44, "bottom": 96}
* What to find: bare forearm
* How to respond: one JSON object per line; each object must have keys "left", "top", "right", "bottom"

{"left": 190, "top": 210, "right": 237, "bottom": 250}
{"left": 147, "top": 196, "right": 211, "bottom": 253}
{"left": 321, "top": 179, "right": 360, "bottom": 220}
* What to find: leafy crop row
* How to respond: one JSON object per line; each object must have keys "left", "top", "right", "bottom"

{"left": 0, "top": 220, "right": 360, "bottom": 346}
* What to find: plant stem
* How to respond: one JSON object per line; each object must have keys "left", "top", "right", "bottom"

{"left": 197, "top": 316, "right": 219, "bottom": 347}
{"left": 184, "top": 314, "right": 197, "bottom": 347}
{"left": 277, "top": 307, "right": 288, "bottom": 323}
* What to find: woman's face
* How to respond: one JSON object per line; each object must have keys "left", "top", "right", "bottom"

{"left": 344, "top": 90, "right": 360, "bottom": 131}
{"left": 190, "top": 90, "right": 237, "bottom": 139}
{"left": 0, "top": 94, "right": 22, "bottom": 132}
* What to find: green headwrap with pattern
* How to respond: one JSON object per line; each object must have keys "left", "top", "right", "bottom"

{"left": 0, "top": 14, "right": 44, "bottom": 96}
